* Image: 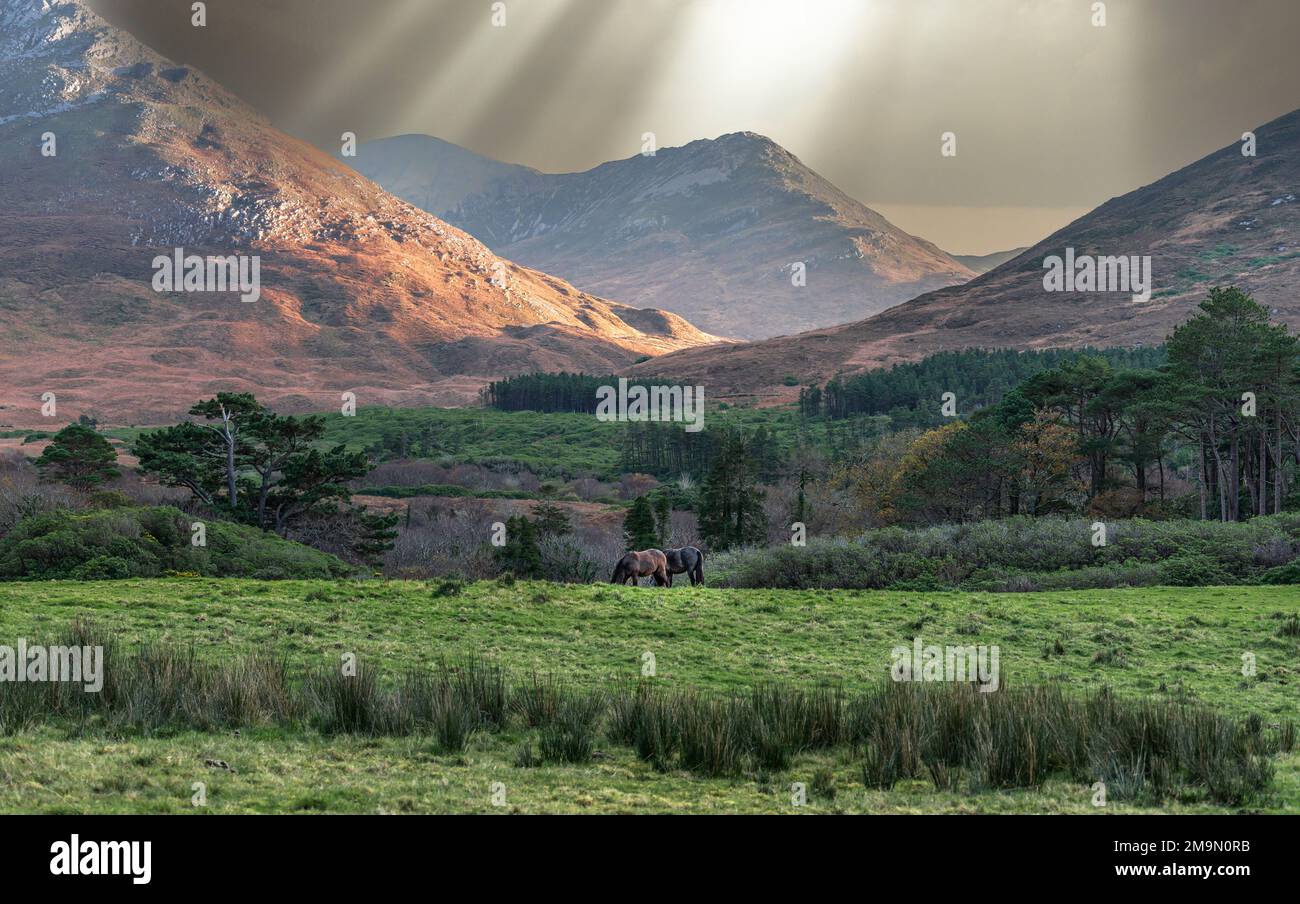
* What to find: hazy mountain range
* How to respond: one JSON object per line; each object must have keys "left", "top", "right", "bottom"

{"left": 0, "top": 0, "right": 720, "bottom": 425}
{"left": 348, "top": 132, "right": 976, "bottom": 339}
{"left": 632, "top": 107, "right": 1300, "bottom": 402}
{"left": 4, "top": 0, "right": 1297, "bottom": 423}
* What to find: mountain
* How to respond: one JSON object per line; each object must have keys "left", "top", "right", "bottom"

{"left": 340, "top": 134, "right": 543, "bottom": 219}
{"left": 350, "top": 132, "right": 976, "bottom": 340}
{"left": 0, "top": 0, "right": 720, "bottom": 426}
{"left": 632, "top": 108, "right": 1300, "bottom": 403}
{"left": 951, "top": 247, "right": 1030, "bottom": 274}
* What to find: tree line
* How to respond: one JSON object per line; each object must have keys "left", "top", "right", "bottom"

{"left": 854, "top": 289, "right": 1300, "bottom": 524}
{"left": 800, "top": 346, "right": 1168, "bottom": 424}
{"left": 617, "top": 421, "right": 784, "bottom": 481}
{"left": 483, "top": 372, "right": 616, "bottom": 413}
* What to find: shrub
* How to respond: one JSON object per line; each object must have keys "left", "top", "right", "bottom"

{"left": 1159, "top": 554, "right": 1236, "bottom": 587}
{"left": 0, "top": 506, "right": 350, "bottom": 580}
{"left": 1261, "top": 563, "right": 1300, "bottom": 585}
{"left": 70, "top": 555, "right": 134, "bottom": 580}
{"left": 537, "top": 537, "right": 601, "bottom": 584}
{"left": 710, "top": 516, "right": 1300, "bottom": 591}
{"left": 432, "top": 577, "right": 466, "bottom": 597}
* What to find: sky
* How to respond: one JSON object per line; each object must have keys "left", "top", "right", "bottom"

{"left": 88, "top": 0, "right": 1300, "bottom": 255}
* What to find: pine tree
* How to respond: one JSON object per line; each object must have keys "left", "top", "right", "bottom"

{"left": 35, "top": 423, "right": 119, "bottom": 490}
{"left": 353, "top": 509, "right": 399, "bottom": 570}
{"left": 697, "top": 432, "right": 768, "bottom": 550}
{"left": 494, "top": 514, "right": 542, "bottom": 577}
{"left": 652, "top": 492, "right": 672, "bottom": 547}
{"left": 623, "top": 496, "right": 658, "bottom": 550}
{"left": 531, "top": 500, "right": 572, "bottom": 538}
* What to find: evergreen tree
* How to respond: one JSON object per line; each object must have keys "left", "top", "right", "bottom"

{"left": 1163, "top": 287, "right": 1300, "bottom": 520}
{"left": 652, "top": 492, "right": 672, "bottom": 547}
{"left": 494, "top": 514, "right": 542, "bottom": 577}
{"left": 134, "top": 394, "right": 369, "bottom": 534}
{"left": 531, "top": 500, "right": 572, "bottom": 538}
{"left": 35, "top": 423, "right": 119, "bottom": 490}
{"left": 697, "top": 432, "right": 768, "bottom": 550}
{"left": 353, "top": 509, "right": 399, "bottom": 570}
{"left": 623, "top": 496, "right": 658, "bottom": 550}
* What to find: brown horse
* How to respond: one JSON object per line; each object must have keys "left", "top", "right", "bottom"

{"left": 611, "top": 549, "right": 669, "bottom": 586}
{"left": 663, "top": 547, "right": 705, "bottom": 586}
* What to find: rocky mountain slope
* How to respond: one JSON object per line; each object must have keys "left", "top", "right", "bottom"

{"left": 633, "top": 108, "right": 1300, "bottom": 402}
{"left": 351, "top": 132, "right": 976, "bottom": 340}
{"left": 0, "top": 0, "right": 720, "bottom": 426}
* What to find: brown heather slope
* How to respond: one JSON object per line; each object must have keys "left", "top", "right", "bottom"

{"left": 0, "top": 0, "right": 720, "bottom": 427}
{"left": 633, "top": 108, "right": 1300, "bottom": 403}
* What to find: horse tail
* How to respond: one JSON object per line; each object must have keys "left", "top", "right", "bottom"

{"left": 692, "top": 549, "right": 704, "bottom": 585}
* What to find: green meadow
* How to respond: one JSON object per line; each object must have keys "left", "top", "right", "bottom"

{"left": 0, "top": 579, "right": 1295, "bottom": 814}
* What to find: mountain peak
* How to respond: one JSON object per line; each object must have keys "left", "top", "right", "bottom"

{"left": 632, "top": 105, "right": 1300, "bottom": 400}
{"left": 353, "top": 131, "right": 973, "bottom": 339}
{"left": 663, "top": 130, "right": 787, "bottom": 168}
{"left": 706, "top": 130, "right": 781, "bottom": 149}
{"left": 0, "top": 0, "right": 722, "bottom": 422}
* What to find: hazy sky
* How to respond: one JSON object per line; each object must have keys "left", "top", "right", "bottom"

{"left": 89, "top": 0, "right": 1300, "bottom": 254}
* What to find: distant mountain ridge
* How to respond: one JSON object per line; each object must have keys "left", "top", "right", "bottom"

{"left": 339, "top": 134, "right": 544, "bottom": 220}
{"left": 630, "top": 107, "right": 1300, "bottom": 402}
{"left": 349, "top": 132, "right": 976, "bottom": 340}
{"left": 952, "top": 247, "right": 1031, "bottom": 273}
{"left": 0, "top": 0, "right": 721, "bottom": 425}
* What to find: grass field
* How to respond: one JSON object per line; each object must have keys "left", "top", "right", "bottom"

{"left": 0, "top": 579, "right": 1295, "bottom": 814}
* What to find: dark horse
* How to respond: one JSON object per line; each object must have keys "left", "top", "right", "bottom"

{"left": 663, "top": 547, "right": 705, "bottom": 586}
{"left": 611, "top": 549, "right": 670, "bottom": 586}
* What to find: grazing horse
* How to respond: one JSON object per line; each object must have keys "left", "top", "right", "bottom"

{"left": 611, "top": 549, "right": 670, "bottom": 586}
{"left": 663, "top": 546, "right": 705, "bottom": 586}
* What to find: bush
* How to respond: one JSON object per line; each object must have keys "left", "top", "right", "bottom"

{"left": 0, "top": 506, "right": 350, "bottom": 580}
{"left": 537, "top": 537, "right": 601, "bottom": 583}
{"left": 710, "top": 516, "right": 1300, "bottom": 591}
{"left": 1261, "top": 563, "right": 1300, "bottom": 585}
{"left": 1159, "top": 554, "right": 1236, "bottom": 587}
{"left": 70, "top": 555, "right": 134, "bottom": 581}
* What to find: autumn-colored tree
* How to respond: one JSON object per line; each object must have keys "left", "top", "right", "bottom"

{"left": 888, "top": 421, "right": 971, "bottom": 523}
{"left": 1015, "top": 411, "right": 1082, "bottom": 515}
{"left": 822, "top": 431, "right": 915, "bottom": 528}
